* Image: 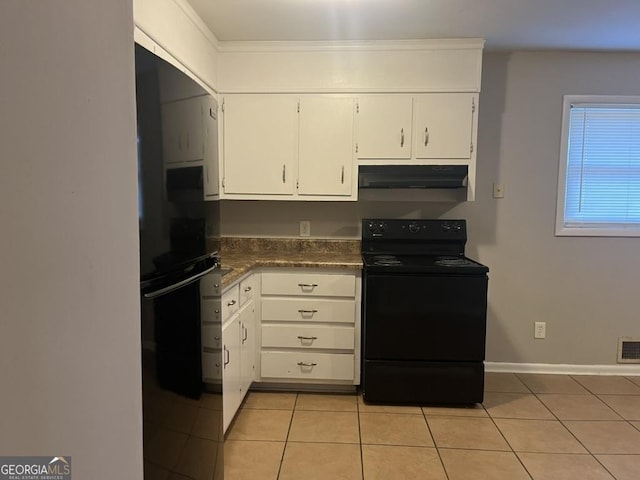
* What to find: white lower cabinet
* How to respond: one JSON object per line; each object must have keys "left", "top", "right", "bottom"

{"left": 222, "top": 314, "right": 242, "bottom": 433}
{"left": 220, "top": 275, "right": 256, "bottom": 433}
{"left": 258, "top": 270, "right": 361, "bottom": 385}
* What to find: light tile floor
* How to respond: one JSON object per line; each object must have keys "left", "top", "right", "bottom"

{"left": 224, "top": 374, "right": 640, "bottom": 480}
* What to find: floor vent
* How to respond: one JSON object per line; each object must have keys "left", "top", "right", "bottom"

{"left": 617, "top": 337, "right": 640, "bottom": 363}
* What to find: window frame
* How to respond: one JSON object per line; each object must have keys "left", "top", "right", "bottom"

{"left": 555, "top": 94, "right": 640, "bottom": 237}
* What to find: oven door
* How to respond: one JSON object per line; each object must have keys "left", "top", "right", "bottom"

{"left": 363, "top": 273, "right": 488, "bottom": 362}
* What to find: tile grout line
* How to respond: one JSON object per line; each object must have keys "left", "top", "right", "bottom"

{"left": 357, "top": 393, "right": 365, "bottom": 480}
{"left": 275, "top": 392, "right": 298, "bottom": 480}
{"left": 421, "top": 406, "right": 450, "bottom": 480}
{"left": 485, "top": 377, "right": 536, "bottom": 480}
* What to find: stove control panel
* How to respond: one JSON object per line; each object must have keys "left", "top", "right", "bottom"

{"left": 366, "top": 221, "right": 388, "bottom": 236}
{"left": 363, "top": 219, "right": 467, "bottom": 240}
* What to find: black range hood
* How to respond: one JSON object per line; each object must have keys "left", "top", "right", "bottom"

{"left": 358, "top": 165, "right": 468, "bottom": 189}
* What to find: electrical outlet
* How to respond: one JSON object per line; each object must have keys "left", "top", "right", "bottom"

{"left": 493, "top": 183, "right": 505, "bottom": 199}
{"left": 534, "top": 321, "right": 546, "bottom": 339}
{"left": 299, "top": 220, "right": 311, "bottom": 237}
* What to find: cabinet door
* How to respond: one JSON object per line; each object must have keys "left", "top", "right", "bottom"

{"left": 298, "top": 97, "right": 354, "bottom": 196}
{"left": 239, "top": 301, "right": 255, "bottom": 394}
{"left": 356, "top": 96, "right": 412, "bottom": 159}
{"left": 222, "top": 95, "right": 297, "bottom": 195}
{"left": 222, "top": 316, "right": 241, "bottom": 433}
{"left": 413, "top": 94, "right": 474, "bottom": 160}
{"left": 203, "top": 96, "right": 219, "bottom": 197}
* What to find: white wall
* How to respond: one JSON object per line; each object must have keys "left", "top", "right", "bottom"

{"left": 0, "top": 1, "right": 142, "bottom": 478}
{"left": 221, "top": 51, "right": 640, "bottom": 366}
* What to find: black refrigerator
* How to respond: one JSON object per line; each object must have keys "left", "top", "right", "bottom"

{"left": 135, "top": 44, "right": 223, "bottom": 479}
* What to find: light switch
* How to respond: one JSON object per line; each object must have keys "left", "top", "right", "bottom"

{"left": 493, "top": 183, "right": 505, "bottom": 199}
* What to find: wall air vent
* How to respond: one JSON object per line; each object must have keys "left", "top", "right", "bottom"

{"left": 617, "top": 337, "right": 640, "bottom": 364}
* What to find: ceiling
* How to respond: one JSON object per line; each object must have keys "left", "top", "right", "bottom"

{"left": 186, "top": 0, "right": 640, "bottom": 51}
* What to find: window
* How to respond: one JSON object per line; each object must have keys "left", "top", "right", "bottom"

{"left": 556, "top": 95, "right": 640, "bottom": 237}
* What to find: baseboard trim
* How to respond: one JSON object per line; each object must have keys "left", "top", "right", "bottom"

{"left": 485, "top": 362, "right": 640, "bottom": 376}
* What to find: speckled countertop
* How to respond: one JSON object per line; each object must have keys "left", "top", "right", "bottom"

{"left": 214, "top": 237, "right": 362, "bottom": 287}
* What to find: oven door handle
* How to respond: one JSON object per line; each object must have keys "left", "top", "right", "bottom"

{"left": 143, "top": 263, "right": 219, "bottom": 299}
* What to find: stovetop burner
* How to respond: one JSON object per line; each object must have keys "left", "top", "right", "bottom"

{"left": 434, "top": 256, "right": 477, "bottom": 267}
{"left": 371, "top": 255, "right": 403, "bottom": 266}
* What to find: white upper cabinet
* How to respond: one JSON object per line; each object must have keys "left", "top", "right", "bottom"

{"left": 356, "top": 96, "right": 413, "bottom": 160}
{"left": 413, "top": 94, "right": 475, "bottom": 160}
{"left": 222, "top": 94, "right": 298, "bottom": 196}
{"left": 356, "top": 93, "right": 477, "bottom": 163}
{"left": 298, "top": 97, "right": 355, "bottom": 197}
{"left": 221, "top": 94, "right": 357, "bottom": 200}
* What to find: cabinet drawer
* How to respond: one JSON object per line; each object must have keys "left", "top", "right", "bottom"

{"left": 261, "top": 272, "right": 355, "bottom": 297}
{"left": 222, "top": 286, "right": 239, "bottom": 321}
{"left": 262, "top": 325, "right": 354, "bottom": 350}
{"left": 262, "top": 298, "right": 355, "bottom": 324}
{"left": 239, "top": 275, "right": 255, "bottom": 307}
{"left": 261, "top": 351, "right": 354, "bottom": 381}
{"left": 202, "top": 350, "right": 222, "bottom": 381}
{"left": 202, "top": 325, "right": 222, "bottom": 349}
{"left": 200, "top": 273, "right": 222, "bottom": 297}
{"left": 201, "top": 298, "right": 221, "bottom": 324}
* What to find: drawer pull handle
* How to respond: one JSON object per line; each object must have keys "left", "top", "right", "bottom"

{"left": 297, "top": 309, "right": 318, "bottom": 314}
{"left": 244, "top": 286, "right": 252, "bottom": 292}
{"left": 223, "top": 346, "right": 230, "bottom": 367}
{"left": 297, "top": 336, "right": 318, "bottom": 341}
{"left": 297, "top": 362, "right": 317, "bottom": 367}
{"left": 227, "top": 299, "right": 237, "bottom": 307}
{"left": 298, "top": 283, "right": 318, "bottom": 288}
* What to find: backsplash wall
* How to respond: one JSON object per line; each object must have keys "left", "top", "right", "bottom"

{"left": 220, "top": 199, "right": 470, "bottom": 239}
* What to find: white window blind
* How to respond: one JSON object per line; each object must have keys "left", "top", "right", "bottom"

{"left": 557, "top": 96, "right": 640, "bottom": 236}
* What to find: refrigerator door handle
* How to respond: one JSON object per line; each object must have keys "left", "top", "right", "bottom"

{"left": 144, "top": 263, "right": 219, "bottom": 299}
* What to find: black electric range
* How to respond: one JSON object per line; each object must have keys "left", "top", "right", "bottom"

{"left": 361, "top": 218, "right": 489, "bottom": 405}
